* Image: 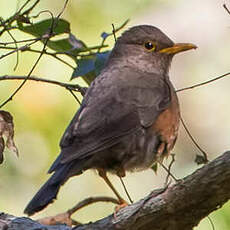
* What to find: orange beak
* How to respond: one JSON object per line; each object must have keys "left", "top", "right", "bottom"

{"left": 159, "top": 43, "right": 197, "bottom": 54}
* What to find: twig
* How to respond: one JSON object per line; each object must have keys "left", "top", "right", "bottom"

{"left": 55, "top": 44, "right": 108, "bottom": 56}
{"left": 180, "top": 116, "right": 208, "bottom": 163}
{"left": 164, "top": 154, "right": 176, "bottom": 185}
{"left": 0, "top": 11, "right": 55, "bottom": 108}
{"left": 223, "top": 3, "right": 230, "bottom": 15}
{"left": 17, "top": 0, "right": 35, "bottom": 15}
{"left": 2, "top": 0, "right": 31, "bottom": 25}
{"left": 68, "top": 196, "right": 119, "bottom": 216}
{"left": 0, "top": 40, "right": 39, "bottom": 61}
{"left": 176, "top": 72, "right": 230, "bottom": 93}
{"left": 159, "top": 162, "right": 178, "bottom": 182}
{"left": 0, "top": 44, "right": 108, "bottom": 69}
{"left": 68, "top": 89, "right": 82, "bottom": 105}
{"left": 0, "top": 75, "right": 85, "bottom": 93}
{"left": 98, "top": 19, "right": 129, "bottom": 52}
{"left": 37, "top": 196, "right": 119, "bottom": 226}
{"left": 112, "top": 24, "right": 117, "bottom": 42}
{"left": 119, "top": 177, "right": 133, "bottom": 204}
{"left": 0, "top": 1, "right": 71, "bottom": 108}
{"left": 0, "top": 37, "right": 42, "bottom": 45}
{"left": 56, "top": 0, "right": 69, "bottom": 18}
{"left": 0, "top": 0, "right": 40, "bottom": 36}
{"left": 0, "top": 45, "right": 75, "bottom": 69}
{"left": 5, "top": 29, "right": 19, "bottom": 70}
{"left": 21, "top": 0, "right": 40, "bottom": 16}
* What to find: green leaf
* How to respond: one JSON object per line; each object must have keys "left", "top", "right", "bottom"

{"left": 47, "top": 38, "right": 72, "bottom": 52}
{"left": 17, "top": 18, "right": 70, "bottom": 37}
{"left": 151, "top": 163, "right": 158, "bottom": 173}
{"left": 18, "top": 19, "right": 87, "bottom": 58}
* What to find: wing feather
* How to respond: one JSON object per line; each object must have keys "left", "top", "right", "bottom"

{"left": 56, "top": 68, "right": 171, "bottom": 166}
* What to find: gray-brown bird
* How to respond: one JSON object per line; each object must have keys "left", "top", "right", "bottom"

{"left": 24, "top": 25, "right": 196, "bottom": 216}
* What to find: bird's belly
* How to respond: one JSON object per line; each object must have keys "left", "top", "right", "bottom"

{"left": 92, "top": 96, "right": 180, "bottom": 176}
{"left": 91, "top": 128, "right": 159, "bottom": 175}
{"left": 121, "top": 130, "right": 159, "bottom": 172}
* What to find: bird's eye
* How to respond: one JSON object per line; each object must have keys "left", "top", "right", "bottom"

{"left": 144, "top": 41, "right": 156, "bottom": 51}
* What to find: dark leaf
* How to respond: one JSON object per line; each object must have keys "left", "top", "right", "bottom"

{"left": 17, "top": 15, "right": 31, "bottom": 24}
{"left": 47, "top": 38, "right": 73, "bottom": 52}
{"left": 0, "top": 110, "right": 19, "bottom": 164}
{"left": 17, "top": 18, "right": 70, "bottom": 37}
{"left": 71, "top": 51, "right": 110, "bottom": 84}
{"left": 101, "top": 32, "right": 109, "bottom": 40}
{"left": 195, "top": 154, "right": 208, "bottom": 165}
{"left": 72, "top": 56, "right": 96, "bottom": 80}
{"left": 95, "top": 51, "right": 110, "bottom": 75}
{"left": 151, "top": 163, "right": 158, "bottom": 173}
{"left": 83, "top": 72, "right": 98, "bottom": 85}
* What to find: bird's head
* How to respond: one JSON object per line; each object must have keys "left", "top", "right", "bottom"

{"left": 108, "top": 25, "right": 197, "bottom": 75}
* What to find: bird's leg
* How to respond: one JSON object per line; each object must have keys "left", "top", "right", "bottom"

{"left": 98, "top": 169, "right": 128, "bottom": 207}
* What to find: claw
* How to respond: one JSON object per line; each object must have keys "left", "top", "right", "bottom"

{"left": 114, "top": 199, "right": 128, "bottom": 219}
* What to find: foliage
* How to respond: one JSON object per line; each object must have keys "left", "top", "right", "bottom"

{"left": 0, "top": 1, "right": 129, "bottom": 88}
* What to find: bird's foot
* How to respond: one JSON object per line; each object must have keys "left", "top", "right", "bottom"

{"left": 114, "top": 199, "right": 128, "bottom": 219}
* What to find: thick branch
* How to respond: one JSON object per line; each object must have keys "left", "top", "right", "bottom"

{"left": 1, "top": 151, "right": 230, "bottom": 230}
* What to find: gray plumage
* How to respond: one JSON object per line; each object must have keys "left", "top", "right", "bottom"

{"left": 24, "top": 25, "right": 195, "bottom": 216}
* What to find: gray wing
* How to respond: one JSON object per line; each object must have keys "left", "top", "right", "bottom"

{"left": 54, "top": 68, "right": 171, "bottom": 166}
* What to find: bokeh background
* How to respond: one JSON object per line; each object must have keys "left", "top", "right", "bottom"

{"left": 0, "top": 0, "right": 230, "bottom": 229}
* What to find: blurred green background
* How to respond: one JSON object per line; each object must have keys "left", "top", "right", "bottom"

{"left": 0, "top": 0, "right": 230, "bottom": 229}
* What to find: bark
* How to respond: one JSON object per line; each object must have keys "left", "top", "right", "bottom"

{"left": 1, "top": 151, "right": 230, "bottom": 230}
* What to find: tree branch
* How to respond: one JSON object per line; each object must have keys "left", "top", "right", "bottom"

{"left": 176, "top": 72, "right": 230, "bottom": 92}
{"left": 1, "top": 151, "right": 230, "bottom": 230}
{"left": 0, "top": 75, "right": 86, "bottom": 95}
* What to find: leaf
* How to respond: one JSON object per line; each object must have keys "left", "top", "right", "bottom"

{"left": 17, "top": 15, "right": 31, "bottom": 24}
{"left": 0, "top": 110, "right": 18, "bottom": 164}
{"left": 101, "top": 32, "right": 109, "bottom": 40}
{"left": 71, "top": 51, "right": 111, "bottom": 84}
{"left": 95, "top": 51, "right": 111, "bottom": 75}
{"left": 46, "top": 34, "right": 86, "bottom": 58}
{"left": 72, "top": 56, "right": 96, "bottom": 79}
{"left": 195, "top": 154, "right": 208, "bottom": 165}
{"left": 151, "top": 163, "right": 158, "bottom": 174}
{"left": 18, "top": 19, "right": 87, "bottom": 58}
{"left": 17, "top": 18, "right": 70, "bottom": 37}
{"left": 46, "top": 38, "right": 73, "bottom": 52}
{"left": 68, "top": 33, "right": 85, "bottom": 49}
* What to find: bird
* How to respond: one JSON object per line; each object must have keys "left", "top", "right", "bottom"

{"left": 24, "top": 25, "right": 196, "bottom": 216}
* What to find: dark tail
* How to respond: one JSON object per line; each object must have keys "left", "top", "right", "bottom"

{"left": 24, "top": 161, "right": 82, "bottom": 216}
